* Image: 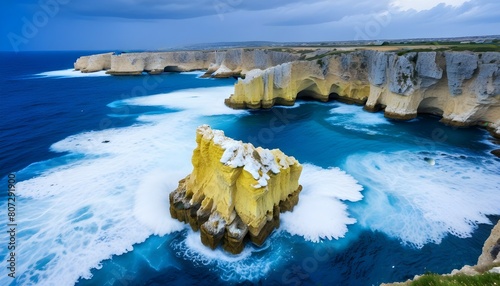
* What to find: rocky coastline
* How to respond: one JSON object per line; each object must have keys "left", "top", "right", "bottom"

{"left": 74, "top": 48, "right": 500, "bottom": 139}
{"left": 74, "top": 47, "right": 500, "bottom": 275}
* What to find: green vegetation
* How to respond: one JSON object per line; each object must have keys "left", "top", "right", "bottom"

{"left": 306, "top": 50, "right": 346, "bottom": 61}
{"left": 409, "top": 272, "right": 500, "bottom": 286}
{"left": 363, "top": 38, "right": 500, "bottom": 53}
{"left": 382, "top": 41, "right": 460, "bottom": 46}
{"left": 241, "top": 39, "right": 500, "bottom": 61}
{"left": 316, "top": 59, "right": 326, "bottom": 68}
{"left": 397, "top": 48, "right": 447, "bottom": 56}
{"left": 448, "top": 44, "right": 500, "bottom": 52}
{"left": 396, "top": 43, "right": 500, "bottom": 56}
{"left": 297, "top": 49, "right": 317, "bottom": 54}
{"left": 267, "top": 47, "right": 294, "bottom": 53}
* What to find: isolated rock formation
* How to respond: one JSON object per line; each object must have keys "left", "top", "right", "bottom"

{"left": 169, "top": 125, "right": 302, "bottom": 254}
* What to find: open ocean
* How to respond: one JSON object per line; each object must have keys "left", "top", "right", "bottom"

{"left": 1, "top": 51, "right": 500, "bottom": 286}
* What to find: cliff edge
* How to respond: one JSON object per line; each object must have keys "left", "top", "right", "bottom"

{"left": 74, "top": 49, "right": 299, "bottom": 76}
{"left": 169, "top": 125, "right": 302, "bottom": 254}
{"left": 74, "top": 49, "right": 500, "bottom": 137}
{"left": 226, "top": 51, "right": 500, "bottom": 137}
{"left": 477, "top": 220, "right": 500, "bottom": 269}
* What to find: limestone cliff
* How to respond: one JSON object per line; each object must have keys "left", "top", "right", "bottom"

{"left": 74, "top": 49, "right": 500, "bottom": 136}
{"left": 74, "top": 52, "right": 113, "bottom": 73}
{"left": 477, "top": 220, "right": 500, "bottom": 268}
{"left": 169, "top": 125, "right": 302, "bottom": 254}
{"left": 74, "top": 49, "right": 298, "bottom": 76}
{"left": 226, "top": 51, "right": 500, "bottom": 137}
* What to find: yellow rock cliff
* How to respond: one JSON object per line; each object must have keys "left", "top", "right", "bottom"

{"left": 169, "top": 125, "right": 302, "bottom": 254}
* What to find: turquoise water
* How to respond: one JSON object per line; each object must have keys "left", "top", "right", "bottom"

{"left": 1, "top": 52, "right": 499, "bottom": 285}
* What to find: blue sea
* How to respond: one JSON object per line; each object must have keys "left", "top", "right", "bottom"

{"left": 1, "top": 51, "right": 500, "bottom": 286}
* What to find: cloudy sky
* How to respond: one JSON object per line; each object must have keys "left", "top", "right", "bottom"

{"left": 1, "top": 0, "right": 499, "bottom": 51}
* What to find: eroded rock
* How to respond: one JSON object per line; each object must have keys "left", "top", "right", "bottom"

{"left": 169, "top": 125, "right": 303, "bottom": 254}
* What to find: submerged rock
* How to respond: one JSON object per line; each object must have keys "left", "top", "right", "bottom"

{"left": 169, "top": 125, "right": 303, "bottom": 254}
{"left": 423, "top": 157, "right": 436, "bottom": 165}
{"left": 491, "top": 149, "right": 500, "bottom": 158}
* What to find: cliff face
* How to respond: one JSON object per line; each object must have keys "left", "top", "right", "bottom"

{"left": 74, "top": 49, "right": 298, "bottom": 76}
{"left": 74, "top": 49, "right": 500, "bottom": 136}
{"left": 208, "top": 49, "right": 300, "bottom": 77}
{"left": 169, "top": 125, "right": 302, "bottom": 254}
{"left": 477, "top": 220, "right": 500, "bottom": 268}
{"left": 103, "top": 51, "right": 215, "bottom": 75}
{"left": 74, "top": 52, "right": 113, "bottom": 73}
{"left": 226, "top": 51, "right": 500, "bottom": 136}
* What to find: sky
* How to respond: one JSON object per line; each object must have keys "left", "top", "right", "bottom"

{"left": 0, "top": 0, "right": 499, "bottom": 51}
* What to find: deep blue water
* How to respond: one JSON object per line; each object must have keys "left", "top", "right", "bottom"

{"left": 1, "top": 52, "right": 499, "bottom": 286}
{"left": 0, "top": 52, "right": 235, "bottom": 179}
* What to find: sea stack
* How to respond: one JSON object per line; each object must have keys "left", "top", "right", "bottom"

{"left": 169, "top": 125, "right": 302, "bottom": 254}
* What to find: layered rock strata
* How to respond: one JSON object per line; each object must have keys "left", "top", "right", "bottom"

{"left": 74, "top": 49, "right": 500, "bottom": 137}
{"left": 74, "top": 49, "right": 299, "bottom": 76}
{"left": 169, "top": 125, "right": 302, "bottom": 254}
{"left": 226, "top": 51, "right": 500, "bottom": 137}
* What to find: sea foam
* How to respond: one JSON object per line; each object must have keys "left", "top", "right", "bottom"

{"left": 5, "top": 72, "right": 498, "bottom": 285}
{"left": 327, "top": 103, "right": 392, "bottom": 135}
{"left": 120, "top": 86, "right": 246, "bottom": 116}
{"left": 0, "top": 81, "right": 369, "bottom": 284}
{"left": 34, "top": 69, "right": 109, "bottom": 78}
{"left": 0, "top": 85, "right": 245, "bottom": 286}
{"left": 171, "top": 229, "right": 284, "bottom": 282}
{"left": 345, "top": 151, "right": 500, "bottom": 248}
{"left": 281, "top": 164, "right": 364, "bottom": 242}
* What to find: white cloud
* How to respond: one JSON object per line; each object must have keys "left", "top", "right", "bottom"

{"left": 391, "top": 0, "right": 470, "bottom": 11}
